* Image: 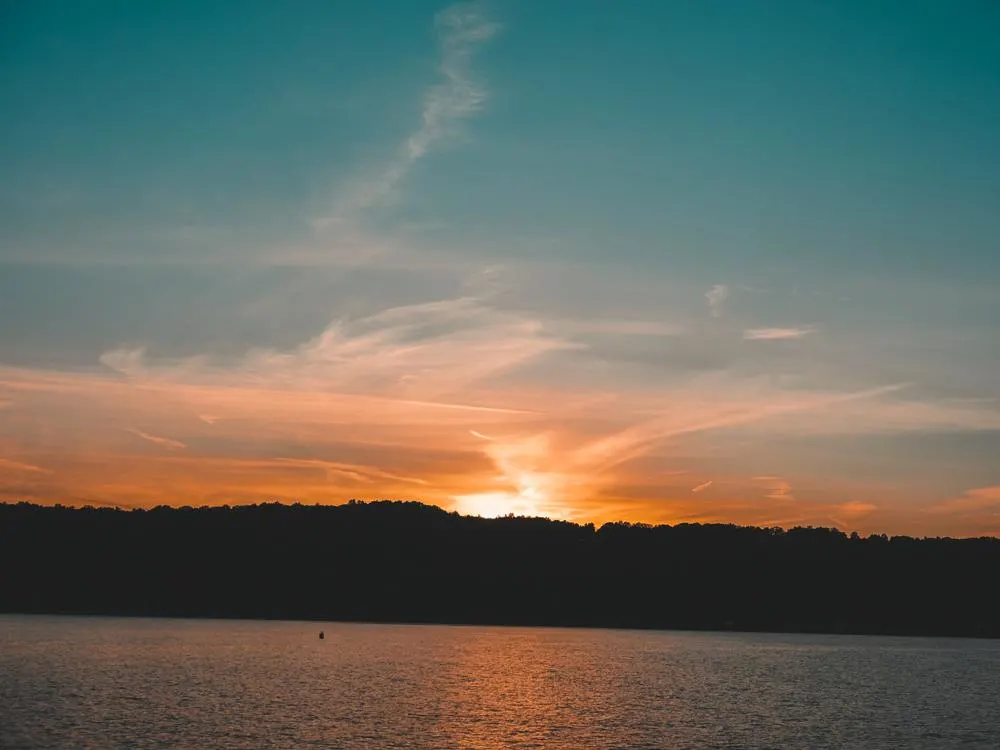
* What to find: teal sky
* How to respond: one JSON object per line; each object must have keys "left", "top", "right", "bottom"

{"left": 2, "top": 1, "right": 999, "bottom": 535}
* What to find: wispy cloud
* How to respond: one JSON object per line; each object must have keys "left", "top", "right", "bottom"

{"left": 780, "top": 395, "right": 1000, "bottom": 434}
{"left": 315, "top": 1, "right": 501, "bottom": 226}
{"left": 4, "top": 352, "right": 998, "bottom": 534}
{"left": 744, "top": 326, "right": 816, "bottom": 341}
{"left": 549, "top": 318, "right": 686, "bottom": 337}
{"left": 754, "top": 475, "right": 795, "bottom": 501}
{"left": 273, "top": 458, "right": 429, "bottom": 486}
{"left": 237, "top": 295, "right": 576, "bottom": 401}
{"left": 4, "top": 267, "right": 1000, "bottom": 534}
{"left": 128, "top": 428, "right": 187, "bottom": 451}
{"left": 928, "top": 486, "right": 1000, "bottom": 514}
{"left": 0, "top": 458, "right": 50, "bottom": 474}
{"left": 567, "top": 382, "right": 910, "bottom": 477}
{"left": 410, "top": 2, "right": 500, "bottom": 161}
{"left": 450, "top": 381, "right": 915, "bottom": 520}
{"left": 827, "top": 500, "right": 879, "bottom": 530}
{"left": 101, "top": 348, "right": 147, "bottom": 378}
{"left": 837, "top": 501, "right": 877, "bottom": 516}
{"left": 705, "top": 284, "right": 729, "bottom": 318}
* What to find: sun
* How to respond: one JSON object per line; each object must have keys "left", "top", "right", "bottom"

{"left": 454, "top": 477, "right": 547, "bottom": 519}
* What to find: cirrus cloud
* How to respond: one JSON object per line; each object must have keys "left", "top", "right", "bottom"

{"left": 128, "top": 428, "right": 187, "bottom": 451}
{"left": 744, "top": 326, "right": 816, "bottom": 341}
{"left": 705, "top": 284, "right": 730, "bottom": 318}
{"left": 314, "top": 1, "right": 501, "bottom": 227}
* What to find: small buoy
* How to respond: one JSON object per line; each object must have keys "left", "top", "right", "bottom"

{"left": 319, "top": 631, "right": 325, "bottom": 640}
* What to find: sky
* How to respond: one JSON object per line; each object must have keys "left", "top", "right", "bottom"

{"left": 2, "top": 0, "right": 999, "bottom": 536}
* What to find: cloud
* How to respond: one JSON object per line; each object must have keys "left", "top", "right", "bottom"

{"left": 753, "top": 475, "right": 794, "bottom": 501}
{"left": 778, "top": 395, "right": 1000, "bottom": 434}
{"left": 0, "top": 458, "right": 50, "bottom": 474}
{"left": 315, "top": 1, "right": 501, "bottom": 226}
{"left": 77, "top": 293, "right": 574, "bottom": 413}
{"left": 4, "top": 268, "right": 999, "bottom": 531}
{"left": 447, "top": 380, "right": 913, "bottom": 520}
{"left": 928, "top": 486, "right": 1000, "bottom": 514}
{"left": 705, "top": 284, "right": 729, "bottom": 318}
{"left": 272, "top": 458, "right": 429, "bottom": 486}
{"left": 3, "top": 348, "right": 995, "bottom": 535}
{"left": 743, "top": 326, "right": 815, "bottom": 341}
{"left": 236, "top": 295, "right": 577, "bottom": 401}
{"left": 567, "top": 382, "right": 909, "bottom": 477}
{"left": 550, "top": 318, "right": 686, "bottom": 337}
{"left": 836, "top": 501, "right": 877, "bottom": 516}
{"left": 826, "top": 500, "right": 879, "bottom": 530}
{"left": 411, "top": 2, "right": 501, "bottom": 160}
{"left": 100, "top": 347, "right": 146, "bottom": 377}
{"left": 128, "top": 429, "right": 186, "bottom": 451}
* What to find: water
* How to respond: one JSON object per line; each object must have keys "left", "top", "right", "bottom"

{"left": 1, "top": 615, "right": 998, "bottom": 749}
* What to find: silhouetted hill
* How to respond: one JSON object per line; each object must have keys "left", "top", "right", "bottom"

{"left": 2, "top": 500, "right": 998, "bottom": 638}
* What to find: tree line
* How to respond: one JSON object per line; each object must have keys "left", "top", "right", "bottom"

{"left": 1, "top": 499, "right": 998, "bottom": 638}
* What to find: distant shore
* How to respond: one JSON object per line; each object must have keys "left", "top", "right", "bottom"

{"left": 3, "top": 500, "right": 998, "bottom": 639}
{"left": 4, "top": 611, "right": 999, "bottom": 643}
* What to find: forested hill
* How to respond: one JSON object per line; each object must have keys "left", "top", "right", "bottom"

{"left": 2, "top": 500, "right": 998, "bottom": 638}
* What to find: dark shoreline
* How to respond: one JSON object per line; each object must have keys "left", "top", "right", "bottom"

{"left": 3, "top": 500, "right": 999, "bottom": 640}
{"left": 4, "top": 610, "right": 999, "bottom": 643}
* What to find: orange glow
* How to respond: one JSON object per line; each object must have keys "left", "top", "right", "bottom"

{"left": 0, "top": 361, "right": 997, "bottom": 537}
{"left": 454, "top": 492, "right": 537, "bottom": 519}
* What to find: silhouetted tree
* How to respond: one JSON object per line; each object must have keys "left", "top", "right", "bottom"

{"left": 0, "top": 500, "right": 997, "bottom": 638}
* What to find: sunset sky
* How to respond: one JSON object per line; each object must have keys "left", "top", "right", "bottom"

{"left": 2, "top": 0, "right": 999, "bottom": 536}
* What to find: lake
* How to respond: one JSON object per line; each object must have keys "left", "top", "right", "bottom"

{"left": 1, "top": 615, "right": 998, "bottom": 749}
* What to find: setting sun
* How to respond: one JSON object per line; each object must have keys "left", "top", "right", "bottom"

{"left": 454, "top": 492, "right": 534, "bottom": 519}
{"left": 453, "top": 470, "right": 554, "bottom": 519}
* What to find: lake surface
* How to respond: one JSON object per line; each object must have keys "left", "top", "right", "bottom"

{"left": 1, "top": 615, "right": 998, "bottom": 749}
